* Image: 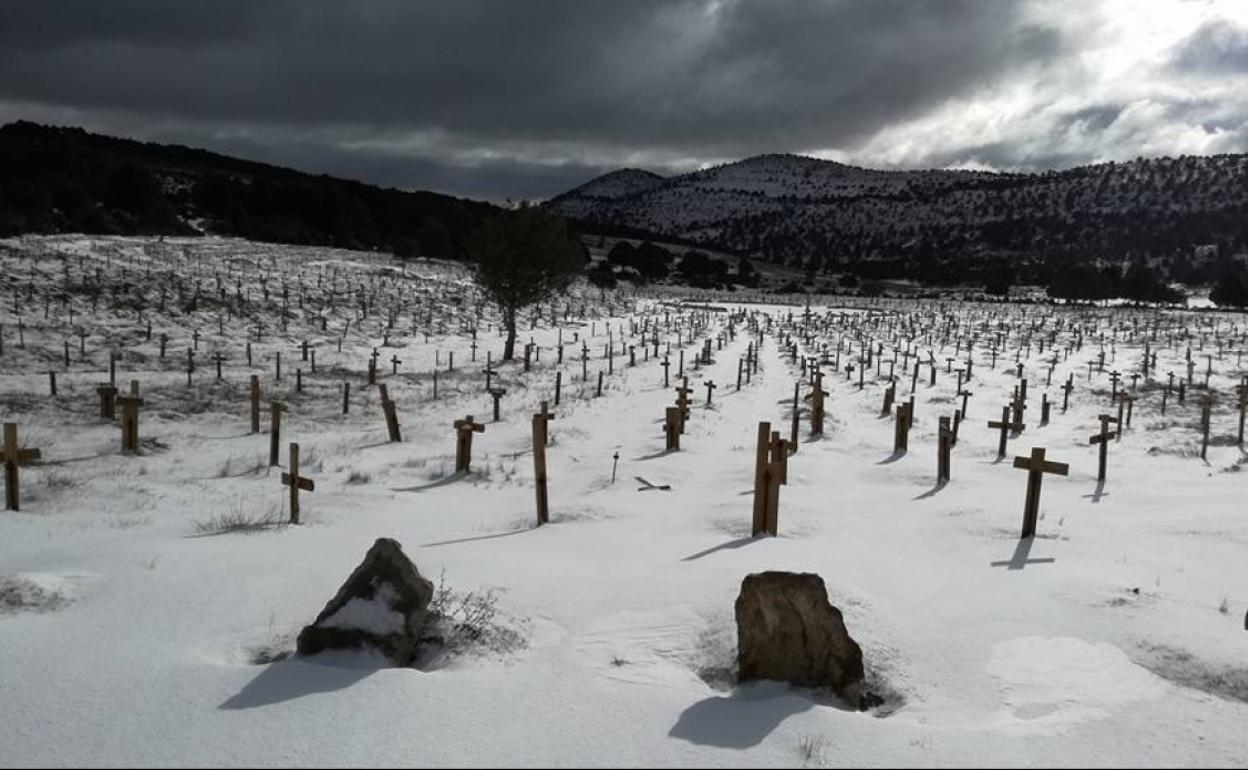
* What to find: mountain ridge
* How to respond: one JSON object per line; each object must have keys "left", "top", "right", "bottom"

{"left": 549, "top": 150, "right": 1248, "bottom": 285}
{"left": 0, "top": 120, "right": 500, "bottom": 257}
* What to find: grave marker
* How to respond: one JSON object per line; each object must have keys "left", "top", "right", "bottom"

{"left": 3, "top": 423, "right": 41, "bottom": 511}
{"left": 454, "top": 415, "right": 486, "bottom": 472}
{"left": 280, "top": 442, "right": 314, "bottom": 524}
{"left": 1013, "top": 447, "right": 1068, "bottom": 538}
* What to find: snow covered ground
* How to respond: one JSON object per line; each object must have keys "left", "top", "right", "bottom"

{"left": 1, "top": 235, "right": 1246, "bottom": 767}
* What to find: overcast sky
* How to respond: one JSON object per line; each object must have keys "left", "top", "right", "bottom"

{"left": 2, "top": 0, "right": 1247, "bottom": 202}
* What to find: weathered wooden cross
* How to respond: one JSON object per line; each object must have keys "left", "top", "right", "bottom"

{"left": 1013, "top": 447, "right": 1068, "bottom": 538}
{"left": 454, "top": 415, "right": 486, "bottom": 472}
{"left": 489, "top": 387, "right": 507, "bottom": 422}
{"left": 3, "top": 423, "right": 41, "bottom": 511}
{"left": 1088, "top": 413, "right": 1118, "bottom": 481}
{"left": 751, "top": 421, "right": 784, "bottom": 536}
{"left": 280, "top": 442, "right": 314, "bottom": 524}
{"left": 988, "top": 405, "right": 1025, "bottom": 460}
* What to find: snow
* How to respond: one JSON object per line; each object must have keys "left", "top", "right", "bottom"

{"left": 0, "top": 234, "right": 1246, "bottom": 767}
{"left": 317, "top": 583, "right": 406, "bottom": 635}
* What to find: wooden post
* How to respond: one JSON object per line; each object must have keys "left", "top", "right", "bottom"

{"left": 342, "top": 381, "right": 351, "bottom": 415}
{"left": 489, "top": 388, "right": 506, "bottom": 422}
{"left": 807, "top": 372, "right": 828, "bottom": 437}
{"left": 937, "top": 416, "right": 952, "bottom": 483}
{"left": 117, "top": 381, "right": 144, "bottom": 453}
{"left": 1200, "top": 395, "right": 1212, "bottom": 461}
{"left": 664, "top": 407, "right": 681, "bottom": 451}
{"left": 752, "top": 421, "right": 770, "bottom": 536}
{"left": 379, "top": 384, "right": 401, "bottom": 442}
{"left": 893, "top": 402, "right": 911, "bottom": 453}
{"left": 97, "top": 384, "right": 118, "bottom": 419}
{"left": 532, "top": 413, "right": 549, "bottom": 526}
{"left": 280, "top": 442, "right": 314, "bottom": 525}
{"left": 790, "top": 381, "right": 801, "bottom": 451}
{"left": 3, "top": 423, "right": 42, "bottom": 511}
{"left": 268, "top": 401, "right": 285, "bottom": 467}
{"left": 554, "top": 371, "right": 562, "bottom": 406}
{"left": 1013, "top": 447, "right": 1069, "bottom": 538}
{"left": 249, "top": 375, "right": 261, "bottom": 433}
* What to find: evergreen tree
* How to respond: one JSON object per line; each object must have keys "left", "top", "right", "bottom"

{"left": 468, "top": 205, "right": 585, "bottom": 359}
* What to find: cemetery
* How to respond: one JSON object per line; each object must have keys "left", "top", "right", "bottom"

{"left": 1, "top": 232, "right": 1247, "bottom": 766}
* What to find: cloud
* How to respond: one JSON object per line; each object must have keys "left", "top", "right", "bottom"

{"left": 0, "top": 1, "right": 1245, "bottom": 200}
{"left": 1169, "top": 18, "right": 1248, "bottom": 73}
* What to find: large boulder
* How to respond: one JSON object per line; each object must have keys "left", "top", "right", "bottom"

{"left": 735, "top": 571, "right": 864, "bottom": 705}
{"left": 296, "top": 538, "right": 435, "bottom": 665}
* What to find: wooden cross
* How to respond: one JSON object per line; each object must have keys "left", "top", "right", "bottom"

{"left": 1013, "top": 447, "right": 1068, "bottom": 538}
{"left": 1060, "top": 376, "right": 1074, "bottom": 413}
{"left": 987, "top": 405, "right": 1025, "bottom": 460}
{"left": 704, "top": 380, "right": 717, "bottom": 406}
{"left": 454, "top": 415, "right": 486, "bottom": 472}
{"left": 534, "top": 400, "right": 556, "bottom": 447}
{"left": 3, "top": 423, "right": 41, "bottom": 511}
{"left": 280, "top": 442, "right": 315, "bottom": 524}
{"left": 1088, "top": 413, "right": 1118, "bottom": 481}
{"left": 117, "top": 381, "right": 144, "bottom": 453}
{"left": 489, "top": 387, "right": 507, "bottom": 422}
{"left": 674, "top": 380, "right": 693, "bottom": 432}
{"left": 751, "top": 421, "right": 783, "bottom": 536}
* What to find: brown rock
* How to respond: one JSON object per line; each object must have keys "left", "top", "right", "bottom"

{"left": 735, "top": 571, "right": 864, "bottom": 705}
{"left": 296, "top": 538, "right": 434, "bottom": 665}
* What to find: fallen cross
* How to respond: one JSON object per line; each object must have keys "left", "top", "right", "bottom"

{"left": 635, "top": 476, "right": 671, "bottom": 491}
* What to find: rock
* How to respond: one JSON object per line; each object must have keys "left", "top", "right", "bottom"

{"left": 735, "top": 571, "right": 864, "bottom": 705}
{"left": 296, "top": 538, "right": 434, "bottom": 665}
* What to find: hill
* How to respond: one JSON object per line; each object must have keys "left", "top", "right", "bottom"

{"left": 550, "top": 152, "right": 1248, "bottom": 287}
{"left": 0, "top": 121, "right": 499, "bottom": 257}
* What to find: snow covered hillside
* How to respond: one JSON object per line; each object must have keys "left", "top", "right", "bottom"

{"left": 550, "top": 152, "right": 1248, "bottom": 277}
{"left": 1, "top": 235, "right": 1246, "bottom": 767}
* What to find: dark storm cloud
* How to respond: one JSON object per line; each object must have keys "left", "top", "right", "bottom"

{"left": 1169, "top": 18, "right": 1248, "bottom": 73}
{"left": 0, "top": 0, "right": 1068, "bottom": 199}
